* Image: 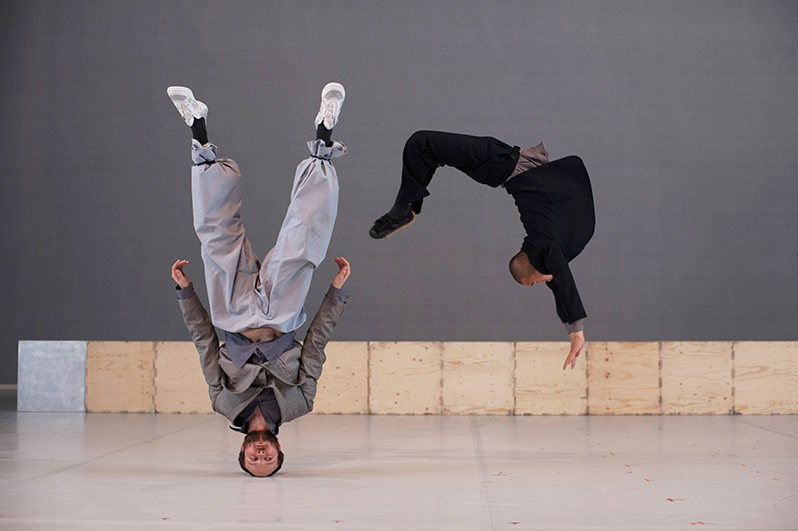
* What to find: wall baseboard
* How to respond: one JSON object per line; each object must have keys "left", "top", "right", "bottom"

{"left": 16, "top": 341, "right": 798, "bottom": 415}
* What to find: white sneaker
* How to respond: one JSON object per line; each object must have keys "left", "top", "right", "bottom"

{"left": 314, "top": 82, "right": 345, "bottom": 130}
{"left": 167, "top": 86, "right": 208, "bottom": 127}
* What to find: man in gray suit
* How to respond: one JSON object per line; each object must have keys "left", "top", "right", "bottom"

{"left": 168, "top": 83, "right": 351, "bottom": 476}
{"left": 171, "top": 258, "right": 350, "bottom": 477}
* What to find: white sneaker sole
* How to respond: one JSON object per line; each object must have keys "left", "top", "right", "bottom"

{"left": 315, "top": 82, "right": 345, "bottom": 129}
{"left": 167, "top": 86, "right": 195, "bottom": 101}
{"left": 167, "top": 86, "right": 207, "bottom": 126}
{"left": 321, "top": 82, "right": 346, "bottom": 102}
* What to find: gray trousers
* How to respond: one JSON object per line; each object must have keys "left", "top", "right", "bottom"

{"left": 190, "top": 139, "right": 347, "bottom": 333}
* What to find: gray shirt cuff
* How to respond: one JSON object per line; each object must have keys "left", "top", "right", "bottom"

{"left": 176, "top": 282, "right": 196, "bottom": 299}
{"left": 564, "top": 318, "right": 585, "bottom": 335}
{"left": 326, "top": 284, "right": 351, "bottom": 303}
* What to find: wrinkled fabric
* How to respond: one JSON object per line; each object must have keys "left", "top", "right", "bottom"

{"left": 224, "top": 330, "right": 297, "bottom": 369}
{"left": 503, "top": 142, "right": 550, "bottom": 185}
{"left": 393, "top": 130, "right": 519, "bottom": 207}
{"left": 176, "top": 285, "right": 349, "bottom": 425}
{"left": 190, "top": 138, "right": 347, "bottom": 333}
{"left": 505, "top": 155, "right": 595, "bottom": 324}
{"left": 229, "top": 387, "right": 282, "bottom": 434}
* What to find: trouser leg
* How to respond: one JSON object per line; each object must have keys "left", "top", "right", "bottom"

{"left": 393, "top": 130, "right": 519, "bottom": 210}
{"left": 256, "top": 139, "right": 348, "bottom": 333}
{"left": 190, "top": 141, "right": 260, "bottom": 332}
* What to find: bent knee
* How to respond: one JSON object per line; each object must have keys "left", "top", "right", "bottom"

{"left": 406, "top": 130, "right": 435, "bottom": 146}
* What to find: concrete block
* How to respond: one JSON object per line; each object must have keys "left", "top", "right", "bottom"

{"left": 18, "top": 341, "right": 86, "bottom": 412}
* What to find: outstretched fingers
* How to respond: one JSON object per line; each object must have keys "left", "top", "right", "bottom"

{"left": 563, "top": 351, "right": 580, "bottom": 370}
{"left": 563, "top": 333, "right": 585, "bottom": 370}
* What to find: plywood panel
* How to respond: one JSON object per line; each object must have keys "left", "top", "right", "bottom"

{"left": 735, "top": 342, "right": 798, "bottom": 414}
{"left": 369, "top": 342, "right": 441, "bottom": 414}
{"left": 442, "top": 342, "right": 513, "bottom": 415}
{"left": 588, "top": 342, "right": 660, "bottom": 415}
{"left": 154, "top": 342, "right": 214, "bottom": 414}
{"left": 313, "top": 341, "right": 369, "bottom": 414}
{"left": 661, "top": 342, "right": 732, "bottom": 414}
{"left": 86, "top": 341, "right": 155, "bottom": 413}
{"left": 515, "top": 342, "right": 587, "bottom": 415}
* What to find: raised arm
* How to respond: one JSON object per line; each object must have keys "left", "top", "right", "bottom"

{"left": 171, "top": 259, "right": 224, "bottom": 405}
{"left": 297, "top": 257, "right": 351, "bottom": 410}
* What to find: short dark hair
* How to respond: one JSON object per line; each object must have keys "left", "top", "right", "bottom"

{"left": 509, "top": 250, "right": 533, "bottom": 284}
{"left": 238, "top": 447, "right": 285, "bottom": 477}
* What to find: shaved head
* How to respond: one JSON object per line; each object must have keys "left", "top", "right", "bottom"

{"left": 509, "top": 251, "right": 553, "bottom": 286}
{"left": 509, "top": 251, "right": 534, "bottom": 284}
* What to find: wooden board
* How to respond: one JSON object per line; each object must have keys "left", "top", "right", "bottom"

{"left": 86, "top": 341, "right": 155, "bottom": 413}
{"left": 312, "top": 341, "right": 369, "bottom": 414}
{"left": 441, "top": 342, "right": 514, "bottom": 415}
{"left": 154, "top": 341, "right": 214, "bottom": 414}
{"left": 515, "top": 342, "right": 587, "bottom": 415}
{"left": 661, "top": 342, "right": 732, "bottom": 414}
{"left": 587, "top": 342, "right": 660, "bottom": 415}
{"left": 369, "top": 342, "right": 441, "bottom": 414}
{"left": 734, "top": 342, "right": 798, "bottom": 414}
{"left": 79, "top": 340, "right": 798, "bottom": 415}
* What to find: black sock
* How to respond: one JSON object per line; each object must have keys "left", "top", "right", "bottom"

{"left": 388, "top": 202, "right": 412, "bottom": 220}
{"left": 191, "top": 117, "right": 209, "bottom": 145}
{"left": 316, "top": 123, "right": 333, "bottom": 147}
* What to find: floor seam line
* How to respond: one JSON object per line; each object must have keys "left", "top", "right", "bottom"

{"left": 735, "top": 418, "right": 798, "bottom": 440}
{"left": 3, "top": 416, "right": 219, "bottom": 486}
{"left": 470, "top": 417, "right": 496, "bottom": 531}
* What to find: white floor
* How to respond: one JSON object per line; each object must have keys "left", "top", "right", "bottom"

{"left": 0, "top": 412, "right": 796, "bottom": 530}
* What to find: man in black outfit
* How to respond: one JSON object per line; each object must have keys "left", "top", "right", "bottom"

{"left": 369, "top": 131, "right": 595, "bottom": 369}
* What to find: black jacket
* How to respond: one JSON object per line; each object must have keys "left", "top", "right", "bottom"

{"left": 505, "top": 156, "right": 595, "bottom": 324}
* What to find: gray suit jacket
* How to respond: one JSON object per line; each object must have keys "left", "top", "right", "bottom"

{"left": 178, "top": 288, "right": 346, "bottom": 425}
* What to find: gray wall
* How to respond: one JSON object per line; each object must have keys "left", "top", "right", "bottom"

{"left": 2, "top": 0, "right": 797, "bottom": 384}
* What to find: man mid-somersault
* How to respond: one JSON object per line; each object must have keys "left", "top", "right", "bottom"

{"left": 369, "top": 131, "right": 595, "bottom": 370}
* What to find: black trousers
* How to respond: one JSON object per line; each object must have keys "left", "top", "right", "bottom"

{"left": 393, "top": 130, "right": 520, "bottom": 211}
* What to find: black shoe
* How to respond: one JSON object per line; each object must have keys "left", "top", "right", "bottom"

{"left": 369, "top": 211, "right": 416, "bottom": 239}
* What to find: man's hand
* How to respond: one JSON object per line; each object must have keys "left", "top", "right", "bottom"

{"left": 331, "top": 257, "right": 350, "bottom": 289}
{"left": 563, "top": 331, "right": 585, "bottom": 370}
{"left": 171, "top": 259, "right": 192, "bottom": 288}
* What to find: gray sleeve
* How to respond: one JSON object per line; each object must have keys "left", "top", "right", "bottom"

{"left": 296, "top": 292, "right": 348, "bottom": 411}
{"left": 176, "top": 282, "right": 196, "bottom": 299}
{"left": 177, "top": 291, "right": 224, "bottom": 407}
{"left": 564, "top": 318, "right": 585, "bottom": 335}
{"left": 326, "top": 284, "right": 351, "bottom": 303}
